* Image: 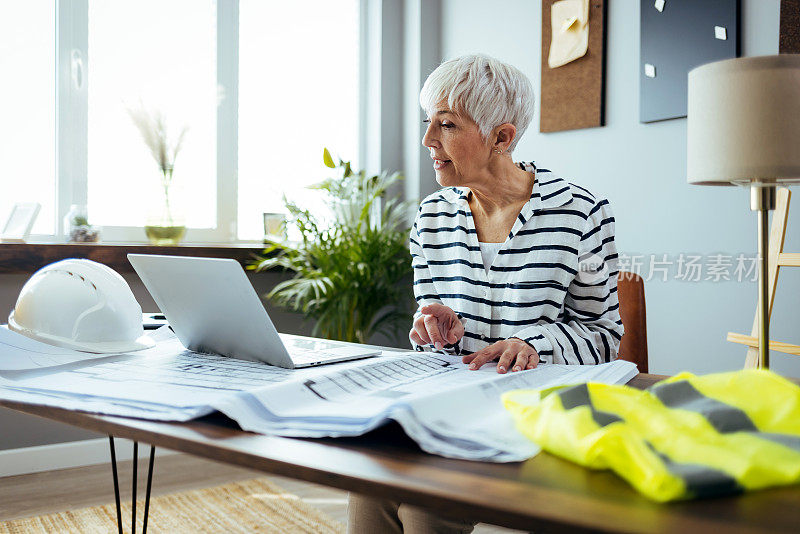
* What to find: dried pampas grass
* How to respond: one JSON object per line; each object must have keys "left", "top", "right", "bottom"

{"left": 127, "top": 105, "right": 188, "bottom": 175}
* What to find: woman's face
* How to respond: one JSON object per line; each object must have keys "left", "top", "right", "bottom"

{"left": 422, "top": 106, "right": 491, "bottom": 187}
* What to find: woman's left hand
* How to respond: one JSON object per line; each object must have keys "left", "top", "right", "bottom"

{"left": 461, "top": 338, "right": 539, "bottom": 373}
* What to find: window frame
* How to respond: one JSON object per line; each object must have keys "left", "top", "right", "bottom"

{"left": 33, "top": 0, "right": 365, "bottom": 244}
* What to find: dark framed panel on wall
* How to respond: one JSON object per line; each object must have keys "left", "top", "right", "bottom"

{"left": 640, "top": 0, "right": 740, "bottom": 123}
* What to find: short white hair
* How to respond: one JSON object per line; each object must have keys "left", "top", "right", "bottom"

{"left": 419, "top": 55, "right": 535, "bottom": 153}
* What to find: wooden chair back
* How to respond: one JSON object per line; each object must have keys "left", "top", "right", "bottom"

{"left": 616, "top": 272, "right": 648, "bottom": 373}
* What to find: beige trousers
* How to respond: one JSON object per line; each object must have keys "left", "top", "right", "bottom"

{"left": 347, "top": 493, "right": 476, "bottom": 534}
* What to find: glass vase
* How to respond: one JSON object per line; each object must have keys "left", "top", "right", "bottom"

{"left": 64, "top": 204, "right": 101, "bottom": 243}
{"left": 145, "top": 171, "right": 186, "bottom": 245}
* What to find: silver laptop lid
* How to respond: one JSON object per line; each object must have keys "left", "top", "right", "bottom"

{"left": 128, "top": 254, "right": 295, "bottom": 368}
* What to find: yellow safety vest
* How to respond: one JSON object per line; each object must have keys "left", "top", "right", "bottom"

{"left": 502, "top": 370, "right": 800, "bottom": 502}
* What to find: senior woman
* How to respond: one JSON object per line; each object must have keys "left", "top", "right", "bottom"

{"left": 347, "top": 55, "right": 623, "bottom": 534}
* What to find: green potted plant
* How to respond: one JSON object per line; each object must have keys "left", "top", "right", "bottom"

{"left": 249, "top": 149, "right": 414, "bottom": 345}
{"left": 64, "top": 205, "right": 100, "bottom": 243}
{"left": 128, "top": 106, "right": 188, "bottom": 245}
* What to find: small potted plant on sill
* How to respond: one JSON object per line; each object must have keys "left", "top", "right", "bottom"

{"left": 249, "top": 149, "right": 415, "bottom": 345}
{"left": 128, "top": 105, "right": 188, "bottom": 246}
{"left": 64, "top": 205, "right": 100, "bottom": 243}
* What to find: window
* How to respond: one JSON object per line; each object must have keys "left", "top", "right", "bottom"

{"left": 88, "top": 0, "right": 218, "bottom": 229}
{"left": 1, "top": 1, "right": 361, "bottom": 243}
{"left": 0, "top": 1, "right": 56, "bottom": 235}
{"left": 238, "top": 0, "right": 359, "bottom": 240}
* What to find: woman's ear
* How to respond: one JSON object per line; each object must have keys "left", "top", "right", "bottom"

{"left": 493, "top": 123, "right": 517, "bottom": 154}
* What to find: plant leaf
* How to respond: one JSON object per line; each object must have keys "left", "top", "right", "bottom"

{"left": 249, "top": 151, "right": 414, "bottom": 343}
{"left": 323, "top": 147, "right": 335, "bottom": 168}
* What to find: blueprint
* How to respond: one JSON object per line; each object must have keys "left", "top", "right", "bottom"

{"left": 0, "top": 327, "right": 638, "bottom": 462}
{"left": 0, "top": 327, "right": 114, "bottom": 371}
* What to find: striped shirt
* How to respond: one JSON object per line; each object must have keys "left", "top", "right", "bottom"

{"left": 410, "top": 162, "right": 623, "bottom": 365}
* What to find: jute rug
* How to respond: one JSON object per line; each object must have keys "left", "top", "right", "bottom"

{"left": 0, "top": 477, "right": 345, "bottom": 533}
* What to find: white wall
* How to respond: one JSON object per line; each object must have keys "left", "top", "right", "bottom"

{"left": 436, "top": 0, "right": 799, "bottom": 377}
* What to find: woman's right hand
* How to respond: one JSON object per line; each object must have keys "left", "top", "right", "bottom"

{"left": 410, "top": 303, "right": 465, "bottom": 350}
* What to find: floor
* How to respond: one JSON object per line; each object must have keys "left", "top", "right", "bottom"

{"left": 0, "top": 453, "right": 522, "bottom": 533}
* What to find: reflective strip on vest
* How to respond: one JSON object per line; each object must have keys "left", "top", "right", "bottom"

{"left": 502, "top": 369, "right": 800, "bottom": 502}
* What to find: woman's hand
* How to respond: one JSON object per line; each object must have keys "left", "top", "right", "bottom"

{"left": 462, "top": 338, "right": 539, "bottom": 373}
{"left": 410, "top": 304, "right": 465, "bottom": 350}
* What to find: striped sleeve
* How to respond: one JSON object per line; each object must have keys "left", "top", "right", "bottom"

{"left": 511, "top": 200, "right": 624, "bottom": 364}
{"left": 409, "top": 214, "right": 442, "bottom": 350}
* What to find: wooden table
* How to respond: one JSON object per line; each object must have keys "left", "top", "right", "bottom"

{"left": 2, "top": 374, "right": 799, "bottom": 533}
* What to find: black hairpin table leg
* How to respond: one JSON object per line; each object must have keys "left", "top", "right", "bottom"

{"left": 108, "top": 436, "right": 123, "bottom": 534}
{"left": 108, "top": 436, "right": 157, "bottom": 534}
{"left": 143, "top": 445, "right": 156, "bottom": 534}
{"left": 132, "top": 441, "right": 138, "bottom": 533}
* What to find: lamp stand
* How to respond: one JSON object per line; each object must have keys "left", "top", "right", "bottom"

{"left": 750, "top": 184, "right": 776, "bottom": 369}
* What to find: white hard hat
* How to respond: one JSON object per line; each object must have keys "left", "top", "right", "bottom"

{"left": 8, "top": 259, "right": 154, "bottom": 353}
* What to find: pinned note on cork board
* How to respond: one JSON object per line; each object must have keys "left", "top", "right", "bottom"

{"left": 540, "top": 0, "right": 606, "bottom": 133}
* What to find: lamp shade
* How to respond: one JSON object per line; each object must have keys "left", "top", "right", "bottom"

{"left": 687, "top": 55, "right": 800, "bottom": 185}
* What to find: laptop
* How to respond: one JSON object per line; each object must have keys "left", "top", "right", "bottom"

{"left": 128, "top": 254, "right": 381, "bottom": 369}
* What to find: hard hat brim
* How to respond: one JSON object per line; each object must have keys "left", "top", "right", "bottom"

{"left": 8, "top": 314, "right": 155, "bottom": 354}
{"left": 60, "top": 335, "right": 156, "bottom": 354}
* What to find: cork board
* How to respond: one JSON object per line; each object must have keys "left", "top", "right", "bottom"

{"left": 540, "top": 0, "right": 606, "bottom": 133}
{"left": 780, "top": 0, "right": 800, "bottom": 54}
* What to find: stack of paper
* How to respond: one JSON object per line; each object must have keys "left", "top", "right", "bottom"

{"left": 0, "top": 327, "right": 638, "bottom": 462}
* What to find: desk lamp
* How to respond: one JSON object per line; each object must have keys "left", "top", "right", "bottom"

{"left": 687, "top": 55, "right": 800, "bottom": 369}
